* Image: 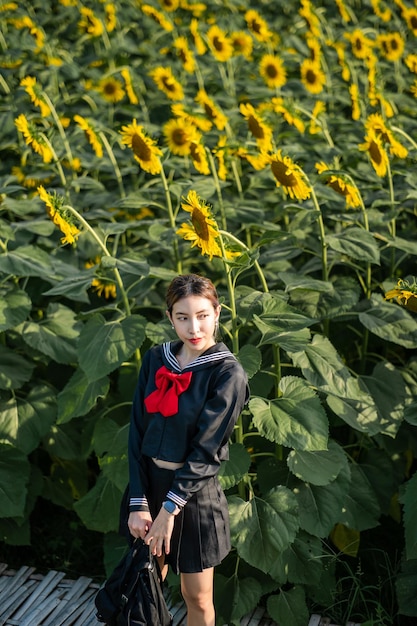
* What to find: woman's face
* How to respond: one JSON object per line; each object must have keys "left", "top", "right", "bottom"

{"left": 168, "top": 295, "right": 220, "bottom": 356}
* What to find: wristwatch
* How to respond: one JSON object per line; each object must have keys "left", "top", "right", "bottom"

{"left": 162, "top": 500, "right": 180, "bottom": 515}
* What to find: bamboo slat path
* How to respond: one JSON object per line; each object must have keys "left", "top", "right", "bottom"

{"left": 0, "top": 563, "right": 361, "bottom": 626}
{"left": 0, "top": 563, "right": 279, "bottom": 626}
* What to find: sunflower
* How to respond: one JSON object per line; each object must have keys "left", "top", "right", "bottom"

{"left": 239, "top": 102, "right": 273, "bottom": 152}
{"left": 230, "top": 31, "right": 253, "bottom": 60}
{"left": 189, "top": 141, "right": 210, "bottom": 175}
{"left": 171, "top": 103, "right": 212, "bottom": 132}
{"left": 385, "top": 278, "right": 417, "bottom": 313}
{"left": 315, "top": 162, "right": 361, "bottom": 208}
{"left": 12, "top": 165, "right": 53, "bottom": 189}
{"left": 149, "top": 66, "right": 184, "bottom": 101}
{"left": 163, "top": 117, "right": 200, "bottom": 156}
{"left": 173, "top": 36, "right": 196, "bottom": 73}
{"left": 300, "top": 58, "right": 326, "bottom": 94}
{"left": 15, "top": 114, "right": 53, "bottom": 163}
{"left": 159, "top": 0, "right": 179, "bottom": 11}
{"left": 309, "top": 100, "right": 326, "bottom": 134}
{"left": 177, "top": 190, "right": 222, "bottom": 260}
{"left": 78, "top": 7, "right": 104, "bottom": 37}
{"left": 105, "top": 3, "right": 117, "bottom": 32}
{"left": 268, "top": 150, "right": 311, "bottom": 201}
{"left": 97, "top": 76, "right": 125, "bottom": 103}
{"left": 213, "top": 136, "right": 228, "bottom": 181}
{"left": 349, "top": 83, "right": 361, "bottom": 121}
{"left": 299, "top": 0, "right": 321, "bottom": 37}
{"left": 377, "top": 32, "right": 404, "bottom": 62}
{"left": 270, "top": 97, "right": 305, "bottom": 133}
{"left": 236, "top": 147, "right": 269, "bottom": 171}
{"left": 120, "top": 119, "right": 163, "bottom": 175}
{"left": 189, "top": 18, "right": 206, "bottom": 55}
{"left": 259, "top": 54, "right": 287, "bottom": 90}
{"left": 85, "top": 257, "right": 117, "bottom": 299}
{"left": 403, "top": 8, "right": 417, "bottom": 36}
{"left": 195, "top": 90, "right": 227, "bottom": 130}
{"left": 334, "top": 0, "right": 351, "bottom": 22}
{"left": 74, "top": 114, "right": 103, "bottom": 158}
{"left": 359, "top": 129, "right": 389, "bottom": 177}
{"left": 405, "top": 53, "right": 417, "bottom": 74}
{"left": 344, "top": 29, "right": 374, "bottom": 59}
{"left": 142, "top": 4, "right": 173, "bottom": 31}
{"left": 20, "top": 76, "right": 51, "bottom": 117}
{"left": 244, "top": 9, "right": 273, "bottom": 43}
{"left": 37, "top": 186, "right": 80, "bottom": 245}
{"left": 371, "top": 0, "right": 391, "bottom": 22}
{"left": 207, "top": 25, "right": 233, "bottom": 63}
{"left": 121, "top": 68, "right": 139, "bottom": 105}
{"left": 365, "top": 113, "right": 408, "bottom": 158}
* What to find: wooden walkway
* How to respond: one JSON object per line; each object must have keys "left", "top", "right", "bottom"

{"left": 0, "top": 563, "right": 360, "bottom": 626}
{"left": 0, "top": 563, "right": 279, "bottom": 626}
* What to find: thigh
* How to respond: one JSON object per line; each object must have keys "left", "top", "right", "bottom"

{"left": 181, "top": 568, "right": 214, "bottom": 600}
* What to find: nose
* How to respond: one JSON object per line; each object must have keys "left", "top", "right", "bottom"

{"left": 189, "top": 317, "right": 200, "bottom": 335}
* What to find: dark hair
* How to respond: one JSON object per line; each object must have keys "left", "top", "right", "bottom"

{"left": 166, "top": 274, "right": 219, "bottom": 313}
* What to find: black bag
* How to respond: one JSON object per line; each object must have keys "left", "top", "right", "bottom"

{"left": 95, "top": 539, "right": 173, "bottom": 626}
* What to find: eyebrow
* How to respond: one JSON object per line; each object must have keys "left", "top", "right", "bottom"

{"left": 174, "top": 309, "right": 211, "bottom": 315}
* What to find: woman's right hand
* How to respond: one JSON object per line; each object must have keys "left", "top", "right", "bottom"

{"left": 128, "top": 510, "right": 153, "bottom": 540}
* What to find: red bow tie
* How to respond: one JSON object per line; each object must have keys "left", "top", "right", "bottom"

{"left": 144, "top": 366, "right": 192, "bottom": 417}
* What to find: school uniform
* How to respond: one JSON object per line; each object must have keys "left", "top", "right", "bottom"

{"left": 126, "top": 340, "right": 249, "bottom": 574}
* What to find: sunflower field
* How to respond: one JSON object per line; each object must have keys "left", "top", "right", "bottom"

{"left": 1, "top": 0, "right": 417, "bottom": 624}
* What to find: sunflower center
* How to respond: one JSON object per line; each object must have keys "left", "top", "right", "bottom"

{"left": 306, "top": 69, "right": 317, "bottom": 84}
{"left": 104, "top": 82, "right": 117, "bottom": 95}
{"left": 162, "top": 77, "right": 176, "bottom": 93}
{"left": 172, "top": 128, "right": 188, "bottom": 145}
{"left": 191, "top": 208, "right": 209, "bottom": 240}
{"left": 271, "top": 160, "right": 297, "bottom": 187}
{"left": 248, "top": 115, "right": 265, "bottom": 139}
{"left": 249, "top": 19, "right": 261, "bottom": 34}
{"left": 132, "top": 133, "right": 152, "bottom": 161}
{"left": 369, "top": 140, "right": 383, "bottom": 165}
{"left": 212, "top": 36, "right": 224, "bottom": 52}
{"left": 266, "top": 64, "right": 278, "bottom": 78}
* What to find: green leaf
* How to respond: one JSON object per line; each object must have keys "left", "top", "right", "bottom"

{"left": 0, "top": 287, "right": 31, "bottom": 331}
{"left": 0, "top": 245, "right": 53, "bottom": 278}
{"left": 286, "top": 276, "right": 361, "bottom": 321}
{"left": 287, "top": 440, "right": 346, "bottom": 486}
{"left": 237, "top": 344, "right": 261, "bottom": 379}
{"left": 20, "top": 303, "right": 82, "bottom": 364}
{"left": 399, "top": 471, "right": 417, "bottom": 560}
{"left": 0, "top": 345, "right": 34, "bottom": 390}
{"left": 337, "top": 464, "right": 380, "bottom": 531}
{"left": 267, "top": 586, "right": 309, "bottom": 626}
{"left": 268, "top": 531, "right": 323, "bottom": 585}
{"left": 0, "top": 444, "right": 30, "bottom": 518}
{"left": 229, "top": 486, "right": 299, "bottom": 572}
{"left": 42, "top": 270, "right": 94, "bottom": 302}
{"left": 215, "top": 574, "right": 263, "bottom": 626}
{"left": 78, "top": 313, "right": 146, "bottom": 381}
{"left": 291, "top": 461, "right": 351, "bottom": 537}
{"left": 359, "top": 295, "right": 417, "bottom": 349}
{"left": 57, "top": 369, "right": 109, "bottom": 424}
{"left": 396, "top": 558, "right": 417, "bottom": 617}
{"left": 326, "top": 227, "right": 380, "bottom": 264}
{"left": 74, "top": 473, "right": 124, "bottom": 532}
{"left": 218, "top": 443, "right": 251, "bottom": 490}
{"left": 15, "top": 386, "right": 57, "bottom": 454}
{"left": 249, "top": 377, "right": 328, "bottom": 451}
{"left": 94, "top": 418, "right": 129, "bottom": 492}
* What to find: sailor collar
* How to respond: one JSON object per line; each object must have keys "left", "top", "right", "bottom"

{"left": 162, "top": 340, "right": 234, "bottom": 373}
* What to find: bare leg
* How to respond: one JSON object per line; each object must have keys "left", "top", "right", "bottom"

{"left": 181, "top": 568, "right": 215, "bottom": 626}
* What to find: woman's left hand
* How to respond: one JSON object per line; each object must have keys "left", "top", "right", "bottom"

{"left": 144, "top": 508, "right": 175, "bottom": 557}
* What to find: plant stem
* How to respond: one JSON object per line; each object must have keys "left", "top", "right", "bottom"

{"left": 42, "top": 92, "right": 76, "bottom": 179}
{"left": 99, "top": 131, "right": 126, "bottom": 198}
{"left": 206, "top": 149, "right": 227, "bottom": 230}
{"left": 159, "top": 163, "right": 182, "bottom": 274}
{"left": 219, "top": 230, "right": 269, "bottom": 293}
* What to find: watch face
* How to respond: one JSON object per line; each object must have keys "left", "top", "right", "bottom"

{"left": 164, "top": 500, "right": 176, "bottom": 513}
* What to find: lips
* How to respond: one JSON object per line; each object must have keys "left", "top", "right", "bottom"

{"left": 189, "top": 338, "right": 202, "bottom": 344}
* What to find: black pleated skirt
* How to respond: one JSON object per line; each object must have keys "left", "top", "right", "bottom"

{"left": 124, "top": 457, "right": 231, "bottom": 575}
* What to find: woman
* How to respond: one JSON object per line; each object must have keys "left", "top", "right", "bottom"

{"left": 126, "top": 273, "right": 249, "bottom": 626}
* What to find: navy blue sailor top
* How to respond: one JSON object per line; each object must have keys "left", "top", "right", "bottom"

{"left": 128, "top": 340, "right": 250, "bottom": 512}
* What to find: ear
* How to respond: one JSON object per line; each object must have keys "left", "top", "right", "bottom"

{"left": 215, "top": 305, "right": 221, "bottom": 320}
{"left": 166, "top": 310, "right": 172, "bottom": 324}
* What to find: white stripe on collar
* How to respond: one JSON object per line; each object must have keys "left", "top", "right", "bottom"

{"left": 162, "top": 342, "right": 233, "bottom": 372}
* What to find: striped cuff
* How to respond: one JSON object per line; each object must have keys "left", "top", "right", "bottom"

{"left": 166, "top": 490, "right": 187, "bottom": 509}
{"left": 129, "top": 496, "right": 150, "bottom": 511}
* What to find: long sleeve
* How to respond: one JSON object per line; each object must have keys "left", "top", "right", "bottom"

{"left": 127, "top": 351, "right": 151, "bottom": 512}
{"left": 165, "top": 361, "right": 249, "bottom": 508}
